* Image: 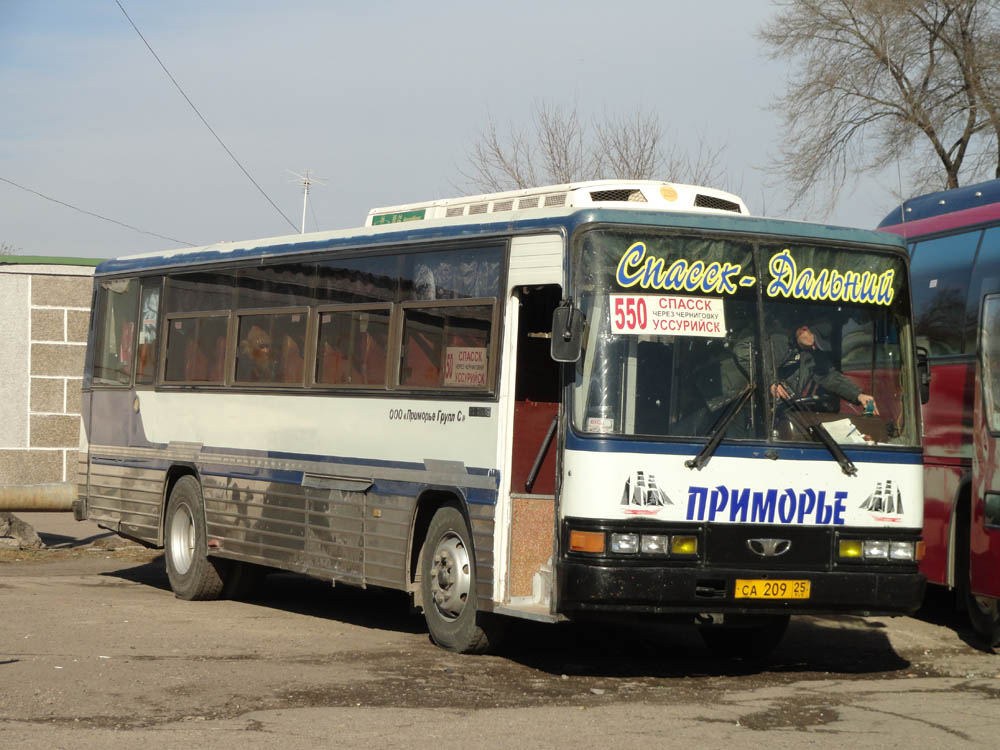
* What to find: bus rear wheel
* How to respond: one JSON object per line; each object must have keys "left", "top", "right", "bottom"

{"left": 164, "top": 475, "right": 226, "bottom": 601}
{"left": 698, "top": 614, "right": 789, "bottom": 660}
{"left": 420, "top": 506, "right": 499, "bottom": 654}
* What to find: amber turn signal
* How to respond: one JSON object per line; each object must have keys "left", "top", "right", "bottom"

{"left": 569, "top": 530, "right": 605, "bottom": 554}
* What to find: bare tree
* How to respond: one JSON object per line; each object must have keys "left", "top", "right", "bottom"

{"left": 662, "top": 138, "right": 730, "bottom": 189}
{"left": 535, "top": 101, "right": 588, "bottom": 184}
{"left": 592, "top": 108, "right": 665, "bottom": 179}
{"left": 459, "top": 101, "right": 731, "bottom": 193}
{"left": 758, "top": 0, "right": 1000, "bottom": 210}
{"left": 1, "top": 241, "right": 20, "bottom": 256}
{"left": 462, "top": 115, "right": 540, "bottom": 193}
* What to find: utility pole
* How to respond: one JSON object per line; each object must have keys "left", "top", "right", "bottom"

{"left": 288, "top": 170, "right": 325, "bottom": 234}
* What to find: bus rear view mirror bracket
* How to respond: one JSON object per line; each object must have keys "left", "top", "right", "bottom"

{"left": 916, "top": 345, "right": 931, "bottom": 404}
{"left": 550, "top": 299, "right": 586, "bottom": 363}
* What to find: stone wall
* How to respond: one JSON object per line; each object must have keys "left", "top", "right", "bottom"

{"left": 0, "top": 259, "right": 98, "bottom": 486}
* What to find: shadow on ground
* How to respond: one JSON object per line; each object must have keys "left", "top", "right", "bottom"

{"left": 913, "top": 584, "right": 996, "bottom": 653}
{"left": 35, "top": 529, "right": 119, "bottom": 548}
{"left": 102, "top": 556, "right": 910, "bottom": 680}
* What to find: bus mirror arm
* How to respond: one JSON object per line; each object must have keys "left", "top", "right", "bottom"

{"left": 916, "top": 346, "right": 931, "bottom": 404}
{"left": 550, "top": 299, "right": 586, "bottom": 363}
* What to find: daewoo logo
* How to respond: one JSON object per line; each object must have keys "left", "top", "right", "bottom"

{"left": 747, "top": 538, "right": 791, "bottom": 557}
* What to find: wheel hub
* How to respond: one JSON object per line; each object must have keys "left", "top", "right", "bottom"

{"left": 429, "top": 532, "right": 471, "bottom": 620}
{"left": 168, "top": 503, "right": 195, "bottom": 575}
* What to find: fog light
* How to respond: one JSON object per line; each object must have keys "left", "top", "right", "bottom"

{"left": 569, "top": 530, "right": 605, "bottom": 554}
{"left": 839, "top": 539, "right": 863, "bottom": 558}
{"left": 889, "top": 541, "right": 915, "bottom": 561}
{"left": 641, "top": 534, "right": 669, "bottom": 555}
{"left": 611, "top": 533, "right": 639, "bottom": 554}
{"left": 864, "top": 539, "right": 889, "bottom": 559}
{"left": 671, "top": 535, "right": 698, "bottom": 555}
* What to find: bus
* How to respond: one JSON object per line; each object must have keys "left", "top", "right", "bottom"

{"left": 75, "top": 179, "right": 926, "bottom": 657}
{"left": 878, "top": 178, "right": 1000, "bottom": 648}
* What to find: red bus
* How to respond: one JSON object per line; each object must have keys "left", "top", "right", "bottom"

{"left": 879, "top": 179, "right": 1000, "bottom": 649}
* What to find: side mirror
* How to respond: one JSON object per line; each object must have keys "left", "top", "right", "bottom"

{"left": 916, "top": 345, "right": 931, "bottom": 404}
{"left": 550, "top": 299, "right": 586, "bottom": 363}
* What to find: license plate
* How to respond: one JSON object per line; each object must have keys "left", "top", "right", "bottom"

{"left": 734, "top": 579, "right": 811, "bottom": 599}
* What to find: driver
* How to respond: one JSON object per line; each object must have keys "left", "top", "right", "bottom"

{"left": 770, "top": 324, "right": 878, "bottom": 415}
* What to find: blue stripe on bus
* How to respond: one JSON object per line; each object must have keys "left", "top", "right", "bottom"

{"left": 564, "top": 431, "right": 922, "bottom": 465}
{"left": 96, "top": 209, "right": 906, "bottom": 275}
{"left": 91, "top": 447, "right": 500, "bottom": 503}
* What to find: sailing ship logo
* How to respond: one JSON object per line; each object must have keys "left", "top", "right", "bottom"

{"left": 621, "top": 471, "right": 673, "bottom": 515}
{"left": 859, "top": 479, "right": 904, "bottom": 521}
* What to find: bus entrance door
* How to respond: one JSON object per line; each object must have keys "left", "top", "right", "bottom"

{"left": 502, "top": 284, "right": 562, "bottom": 614}
{"left": 969, "top": 293, "right": 1000, "bottom": 646}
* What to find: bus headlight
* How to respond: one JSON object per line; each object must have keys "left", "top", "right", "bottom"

{"left": 838, "top": 537, "right": 918, "bottom": 562}
{"left": 611, "top": 533, "right": 639, "bottom": 554}
{"left": 641, "top": 534, "right": 670, "bottom": 555}
{"left": 863, "top": 540, "right": 890, "bottom": 559}
{"left": 838, "top": 539, "right": 863, "bottom": 558}
{"left": 671, "top": 535, "right": 698, "bottom": 556}
{"left": 889, "top": 541, "right": 916, "bottom": 561}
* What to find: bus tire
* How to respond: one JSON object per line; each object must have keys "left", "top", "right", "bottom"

{"left": 954, "top": 492, "right": 998, "bottom": 649}
{"left": 966, "top": 592, "right": 1000, "bottom": 652}
{"left": 164, "top": 475, "right": 226, "bottom": 601}
{"left": 698, "top": 614, "right": 789, "bottom": 660}
{"left": 420, "top": 505, "right": 497, "bottom": 654}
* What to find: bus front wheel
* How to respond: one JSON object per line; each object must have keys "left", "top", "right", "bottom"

{"left": 966, "top": 593, "right": 1000, "bottom": 652}
{"left": 164, "top": 475, "right": 226, "bottom": 601}
{"left": 420, "top": 506, "right": 499, "bottom": 653}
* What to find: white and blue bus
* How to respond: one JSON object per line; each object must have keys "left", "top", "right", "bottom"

{"left": 76, "top": 180, "right": 926, "bottom": 656}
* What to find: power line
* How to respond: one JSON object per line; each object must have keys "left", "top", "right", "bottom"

{"left": 115, "top": 0, "right": 299, "bottom": 233}
{"left": 0, "top": 175, "right": 197, "bottom": 247}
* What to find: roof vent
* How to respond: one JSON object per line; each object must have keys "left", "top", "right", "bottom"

{"left": 518, "top": 196, "right": 540, "bottom": 209}
{"left": 445, "top": 206, "right": 465, "bottom": 218}
{"left": 694, "top": 194, "right": 742, "bottom": 213}
{"left": 493, "top": 199, "right": 514, "bottom": 212}
{"left": 591, "top": 189, "right": 646, "bottom": 202}
{"left": 469, "top": 203, "right": 488, "bottom": 215}
{"left": 543, "top": 193, "right": 567, "bottom": 207}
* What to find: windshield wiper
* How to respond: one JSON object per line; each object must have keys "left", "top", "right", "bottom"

{"left": 686, "top": 383, "right": 755, "bottom": 471}
{"left": 777, "top": 392, "right": 858, "bottom": 476}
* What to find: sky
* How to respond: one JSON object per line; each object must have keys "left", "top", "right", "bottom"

{"left": 0, "top": 0, "right": 906, "bottom": 260}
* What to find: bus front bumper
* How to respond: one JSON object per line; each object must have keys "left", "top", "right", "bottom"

{"left": 557, "top": 561, "right": 926, "bottom": 617}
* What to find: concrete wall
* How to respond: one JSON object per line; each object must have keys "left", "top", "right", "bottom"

{"left": 0, "top": 262, "right": 95, "bottom": 485}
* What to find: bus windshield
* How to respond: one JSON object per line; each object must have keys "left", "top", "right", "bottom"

{"left": 571, "top": 228, "right": 919, "bottom": 448}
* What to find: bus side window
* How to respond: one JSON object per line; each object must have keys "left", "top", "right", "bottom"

{"left": 359, "top": 321, "right": 388, "bottom": 385}
{"left": 965, "top": 227, "right": 1000, "bottom": 353}
{"left": 280, "top": 332, "right": 304, "bottom": 383}
{"left": 235, "top": 311, "right": 306, "bottom": 384}
{"left": 316, "top": 307, "right": 390, "bottom": 387}
{"left": 983, "top": 297, "right": 1000, "bottom": 431}
{"left": 92, "top": 278, "right": 139, "bottom": 386}
{"left": 400, "top": 309, "right": 443, "bottom": 386}
{"left": 910, "top": 231, "right": 981, "bottom": 356}
{"left": 164, "top": 316, "right": 227, "bottom": 384}
{"left": 399, "top": 303, "right": 493, "bottom": 389}
{"left": 135, "top": 279, "right": 161, "bottom": 385}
